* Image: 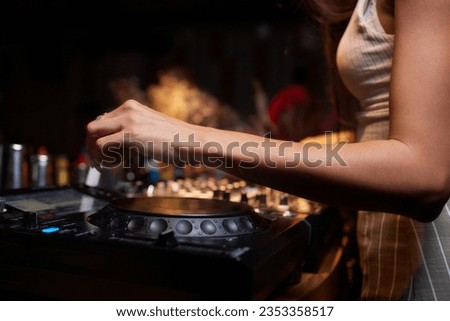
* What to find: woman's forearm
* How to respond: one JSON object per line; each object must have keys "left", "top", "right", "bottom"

{"left": 191, "top": 125, "right": 448, "bottom": 222}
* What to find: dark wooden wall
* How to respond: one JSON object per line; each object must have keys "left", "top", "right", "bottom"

{"left": 0, "top": 0, "right": 327, "bottom": 160}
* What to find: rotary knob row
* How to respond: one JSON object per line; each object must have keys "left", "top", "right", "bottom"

{"left": 145, "top": 216, "right": 260, "bottom": 236}
{"left": 89, "top": 211, "right": 265, "bottom": 237}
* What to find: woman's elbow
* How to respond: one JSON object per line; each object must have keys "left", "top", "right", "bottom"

{"left": 411, "top": 171, "right": 450, "bottom": 223}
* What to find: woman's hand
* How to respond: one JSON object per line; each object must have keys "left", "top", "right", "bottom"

{"left": 85, "top": 99, "right": 196, "bottom": 170}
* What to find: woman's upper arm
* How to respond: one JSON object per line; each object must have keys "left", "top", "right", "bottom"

{"left": 389, "top": 0, "right": 450, "bottom": 190}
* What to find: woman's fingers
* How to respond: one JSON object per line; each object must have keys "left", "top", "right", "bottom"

{"left": 85, "top": 111, "right": 125, "bottom": 167}
{"left": 86, "top": 114, "right": 122, "bottom": 138}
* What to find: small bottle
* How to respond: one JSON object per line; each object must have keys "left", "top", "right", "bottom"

{"left": 74, "top": 153, "right": 89, "bottom": 185}
{"left": 30, "top": 145, "right": 52, "bottom": 188}
{"left": 55, "top": 154, "right": 70, "bottom": 187}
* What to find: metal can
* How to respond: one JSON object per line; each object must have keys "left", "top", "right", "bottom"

{"left": 6, "top": 144, "right": 29, "bottom": 189}
{"left": 31, "top": 154, "right": 52, "bottom": 188}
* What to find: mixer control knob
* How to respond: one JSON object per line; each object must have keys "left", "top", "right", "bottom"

{"left": 222, "top": 218, "right": 239, "bottom": 234}
{"left": 279, "top": 193, "right": 289, "bottom": 206}
{"left": 175, "top": 220, "right": 193, "bottom": 235}
{"left": 240, "top": 217, "right": 254, "bottom": 231}
{"left": 22, "top": 212, "right": 38, "bottom": 228}
{"left": 212, "top": 189, "right": 221, "bottom": 199}
{"left": 149, "top": 219, "right": 168, "bottom": 234}
{"left": 240, "top": 193, "right": 248, "bottom": 204}
{"left": 127, "top": 217, "right": 145, "bottom": 232}
{"left": 259, "top": 194, "right": 267, "bottom": 207}
{"left": 200, "top": 220, "right": 217, "bottom": 235}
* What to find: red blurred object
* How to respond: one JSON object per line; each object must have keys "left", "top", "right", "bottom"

{"left": 37, "top": 145, "right": 49, "bottom": 155}
{"left": 268, "top": 84, "right": 311, "bottom": 125}
{"left": 75, "top": 153, "right": 88, "bottom": 166}
{"left": 268, "top": 85, "right": 312, "bottom": 140}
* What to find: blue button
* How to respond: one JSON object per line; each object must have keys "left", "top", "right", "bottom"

{"left": 41, "top": 227, "right": 60, "bottom": 233}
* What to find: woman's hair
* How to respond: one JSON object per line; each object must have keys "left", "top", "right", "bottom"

{"left": 301, "top": 0, "right": 359, "bottom": 130}
{"left": 301, "top": 0, "right": 356, "bottom": 23}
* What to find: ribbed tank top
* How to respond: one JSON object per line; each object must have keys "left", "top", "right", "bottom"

{"left": 337, "top": 0, "right": 393, "bottom": 141}
{"left": 336, "top": 0, "right": 450, "bottom": 300}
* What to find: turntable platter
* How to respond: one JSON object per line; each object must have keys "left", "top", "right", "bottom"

{"left": 111, "top": 196, "right": 254, "bottom": 217}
